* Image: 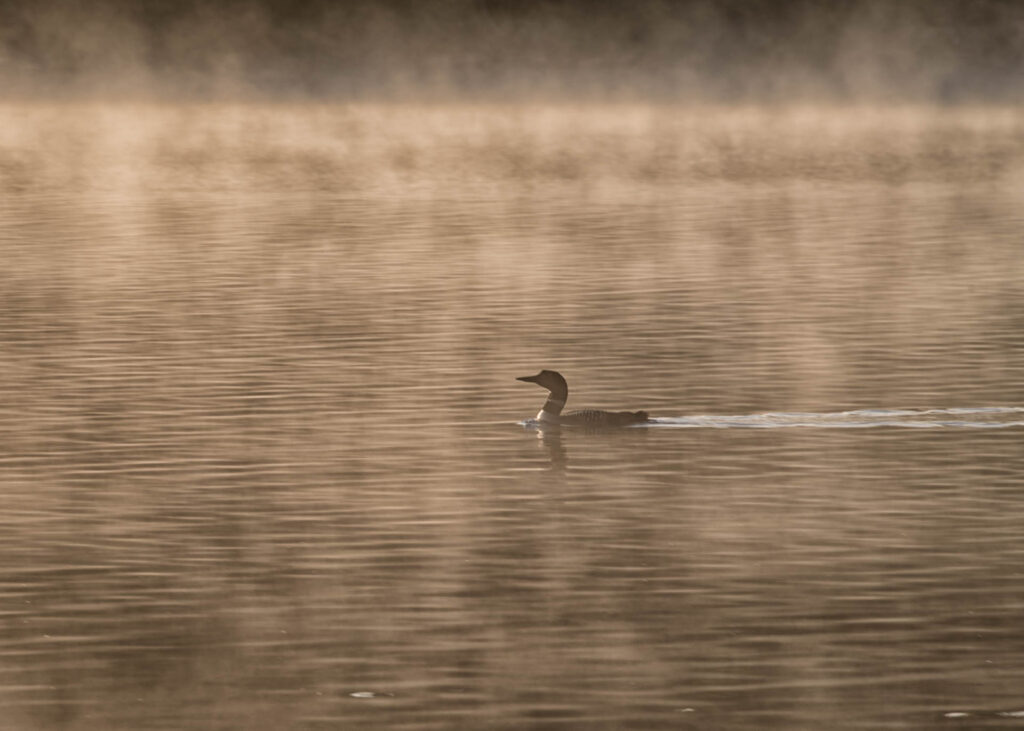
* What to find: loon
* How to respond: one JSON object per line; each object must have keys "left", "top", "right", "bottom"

{"left": 517, "top": 370, "right": 649, "bottom": 427}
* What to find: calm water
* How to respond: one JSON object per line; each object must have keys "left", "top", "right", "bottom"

{"left": 2, "top": 104, "right": 1024, "bottom": 730}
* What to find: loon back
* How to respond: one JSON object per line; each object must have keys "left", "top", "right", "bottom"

{"left": 561, "top": 409, "right": 650, "bottom": 427}
{"left": 516, "top": 369, "right": 649, "bottom": 427}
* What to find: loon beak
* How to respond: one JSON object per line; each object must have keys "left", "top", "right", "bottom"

{"left": 516, "top": 373, "right": 540, "bottom": 384}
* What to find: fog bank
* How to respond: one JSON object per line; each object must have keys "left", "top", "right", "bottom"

{"left": 2, "top": 0, "right": 1024, "bottom": 103}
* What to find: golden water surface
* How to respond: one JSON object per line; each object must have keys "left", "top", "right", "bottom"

{"left": 2, "top": 104, "right": 1024, "bottom": 730}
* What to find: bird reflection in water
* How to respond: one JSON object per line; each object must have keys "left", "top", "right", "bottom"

{"left": 531, "top": 424, "right": 568, "bottom": 472}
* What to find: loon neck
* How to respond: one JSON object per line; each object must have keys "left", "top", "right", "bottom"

{"left": 541, "top": 381, "right": 568, "bottom": 417}
{"left": 541, "top": 396, "right": 566, "bottom": 417}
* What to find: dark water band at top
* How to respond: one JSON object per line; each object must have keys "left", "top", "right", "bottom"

{"left": 525, "top": 407, "right": 1024, "bottom": 430}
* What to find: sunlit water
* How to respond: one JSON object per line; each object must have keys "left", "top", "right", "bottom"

{"left": 2, "top": 104, "right": 1024, "bottom": 730}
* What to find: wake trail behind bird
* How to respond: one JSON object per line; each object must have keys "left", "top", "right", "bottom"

{"left": 644, "top": 406, "right": 1024, "bottom": 429}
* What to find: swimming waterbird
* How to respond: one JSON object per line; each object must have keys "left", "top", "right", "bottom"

{"left": 517, "top": 370, "right": 649, "bottom": 427}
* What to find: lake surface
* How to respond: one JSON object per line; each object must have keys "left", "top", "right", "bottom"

{"left": 2, "top": 103, "right": 1024, "bottom": 730}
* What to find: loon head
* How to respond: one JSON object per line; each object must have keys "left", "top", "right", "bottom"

{"left": 516, "top": 369, "right": 568, "bottom": 394}
{"left": 517, "top": 369, "right": 569, "bottom": 421}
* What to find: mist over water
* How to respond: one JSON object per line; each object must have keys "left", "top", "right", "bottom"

{"left": 3, "top": 2, "right": 1024, "bottom": 730}
{"left": 4, "top": 103, "right": 1024, "bottom": 195}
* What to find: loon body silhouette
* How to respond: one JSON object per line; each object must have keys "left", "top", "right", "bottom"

{"left": 517, "top": 370, "right": 649, "bottom": 427}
